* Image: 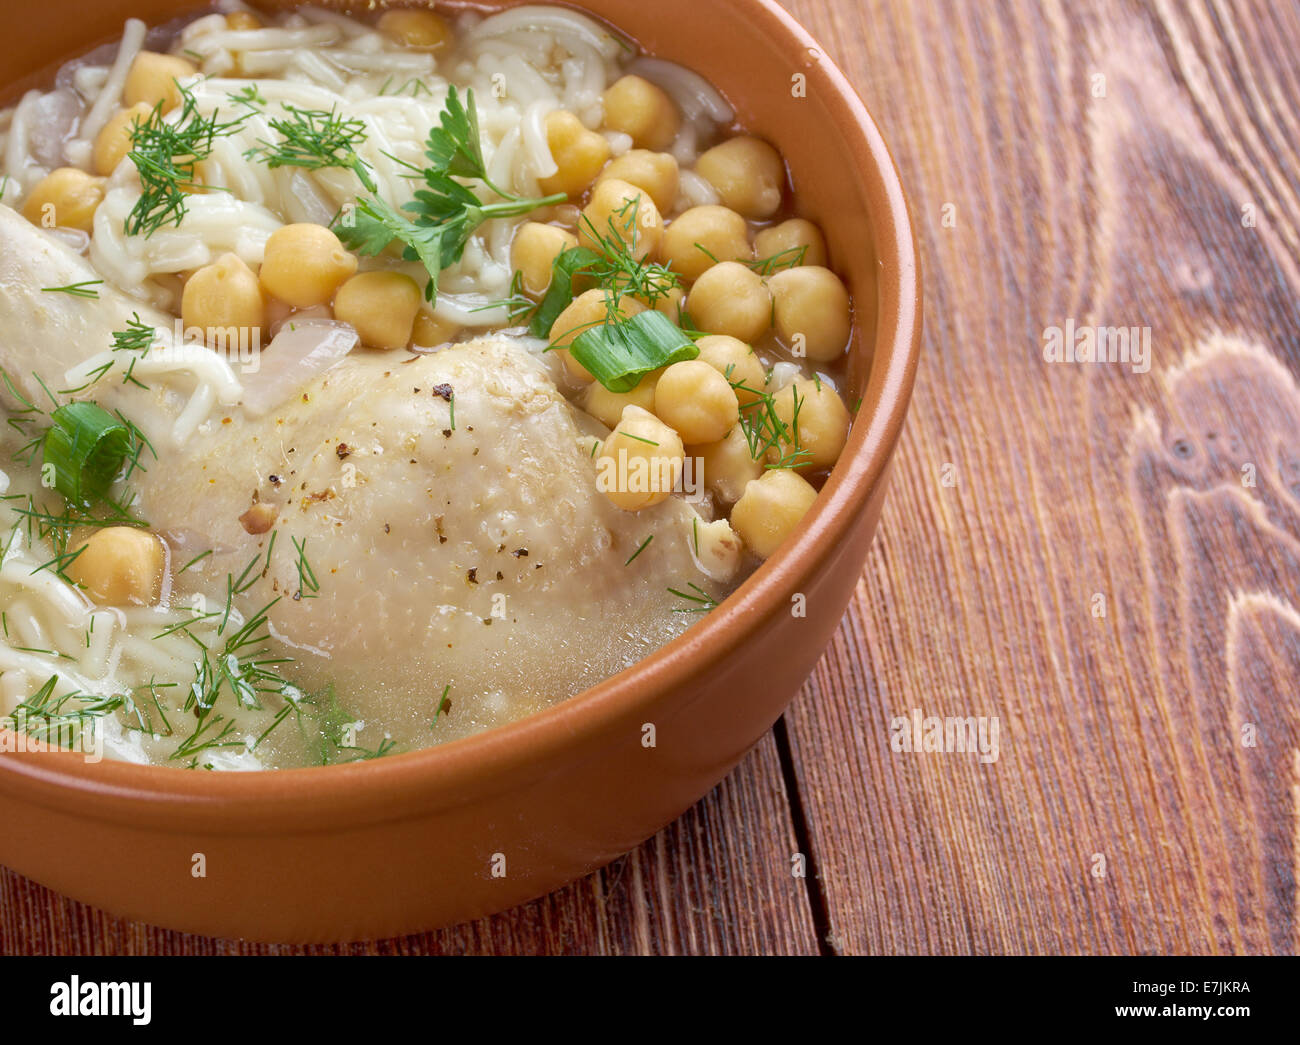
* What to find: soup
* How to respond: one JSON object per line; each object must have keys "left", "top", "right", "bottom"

{"left": 0, "top": 3, "right": 858, "bottom": 769}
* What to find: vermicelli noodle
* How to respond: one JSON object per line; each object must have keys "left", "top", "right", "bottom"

{"left": 0, "top": 4, "right": 858, "bottom": 770}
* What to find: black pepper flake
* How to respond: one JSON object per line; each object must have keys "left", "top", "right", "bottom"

{"left": 496, "top": 571, "right": 503, "bottom": 581}
{"left": 442, "top": 429, "right": 452, "bottom": 438}
{"left": 269, "top": 474, "right": 282, "bottom": 486}
{"left": 336, "top": 443, "right": 351, "bottom": 459}
{"left": 483, "top": 618, "right": 492, "bottom": 626}
{"left": 431, "top": 383, "right": 454, "bottom": 401}
{"left": 468, "top": 568, "right": 478, "bottom": 584}
{"left": 513, "top": 548, "right": 528, "bottom": 557}
{"left": 384, "top": 523, "right": 391, "bottom": 534}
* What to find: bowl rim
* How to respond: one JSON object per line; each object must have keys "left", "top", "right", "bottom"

{"left": 0, "top": 0, "right": 921, "bottom": 826}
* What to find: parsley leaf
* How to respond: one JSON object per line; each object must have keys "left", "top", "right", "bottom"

{"left": 334, "top": 86, "right": 565, "bottom": 303}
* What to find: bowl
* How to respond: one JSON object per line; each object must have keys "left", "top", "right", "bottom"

{"left": 0, "top": 0, "right": 920, "bottom": 942}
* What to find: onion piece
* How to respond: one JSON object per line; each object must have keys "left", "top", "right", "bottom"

{"left": 45, "top": 227, "right": 90, "bottom": 254}
{"left": 239, "top": 319, "right": 358, "bottom": 418}
{"left": 28, "top": 89, "right": 83, "bottom": 169}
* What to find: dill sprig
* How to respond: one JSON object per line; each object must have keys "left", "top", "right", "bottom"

{"left": 40, "top": 280, "right": 103, "bottom": 299}
{"left": 162, "top": 532, "right": 336, "bottom": 762}
{"left": 291, "top": 535, "right": 319, "bottom": 600}
{"left": 229, "top": 84, "right": 267, "bottom": 110}
{"left": 748, "top": 244, "right": 808, "bottom": 277}
{"left": 430, "top": 683, "right": 451, "bottom": 728}
{"left": 526, "top": 197, "right": 683, "bottom": 375}
{"left": 668, "top": 582, "right": 719, "bottom": 613}
{"left": 734, "top": 378, "right": 814, "bottom": 471}
{"left": 125, "top": 82, "right": 251, "bottom": 237}
{"left": 1, "top": 369, "right": 154, "bottom": 582}
{"left": 246, "top": 103, "right": 377, "bottom": 192}
{"left": 57, "top": 314, "right": 156, "bottom": 396}
{"left": 472, "top": 269, "right": 536, "bottom": 325}
{"left": 2, "top": 369, "right": 58, "bottom": 466}
{"left": 576, "top": 197, "right": 681, "bottom": 324}
{"left": 178, "top": 548, "right": 213, "bottom": 574}
{"left": 298, "top": 686, "right": 398, "bottom": 763}
{"left": 625, "top": 534, "right": 654, "bottom": 566}
{"left": 4, "top": 675, "right": 126, "bottom": 747}
{"left": 10, "top": 495, "right": 150, "bottom": 584}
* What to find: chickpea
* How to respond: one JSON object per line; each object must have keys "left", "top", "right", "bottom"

{"left": 694, "top": 335, "right": 765, "bottom": 405}
{"left": 602, "top": 75, "right": 680, "bottom": 151}
{"left": 377, "top": 9, "right": 453, "bottom": 51}
{"left": 537, "top": 110, "right": 612, "bottom": 198}
{"left": 767, "top": 377, "right": 850, "bottom": 470}
{"left": 661, "top": 205, "right": 751, "bottom": 282}
{"left": 578, "top": 177, "right": 663, "bottom": 262}
{"left": 511, "top": 222, "right": 579, "bottom": 296}
{"left": 259, "top": 223, "right": 358, "bottom": 308}
{"left": 695, "top": 136, "right": 786, "bottom": 220}
{"left": 582, "top": 368, "right": 661, "bottom": 429}
{"left": 730, "top": 468, "right": 818, "bottom": 559}
{"left": 685, "top": 261, "right": 771, "bottom": 343}
{"left": 696, "top": 425, "right": 763, "bottom": 504}
{"left": 68, "top": 527, "right": 165, "bottom": 606}
{"left": 182, "top": 253, "right": 265, "bottom": 348}
{"left": 20, "top": 168, "right": 105, "bottom": 232}
{"left": 92, "top": 102, "right": 154, "bottom": 176}
{"left": 754, "top": 218, "right": 828, "bottom": 268}
{"left": 123, "top": 52, "right": 198, "bottom": 113}
{"left": 596, "top": 404, "right": 684, "bottom": 510}
{"left": 411, "top": 309, "right": 459, "bottom": 348}
{"left": 653, "top": 284, "right": 685, "bottom": 322}
{"left": 689, "top": 517, "right": 743, "bottom": 582}
{"left": 654, "top": 359, "right": 739, "bottom": 444}
{"left": 767, "top": 266, "right": 852, "bottom": 362}
{"left": 225, "top": 10, "right": 262, "bottom": 30}
{"left": 550, "top": 288, "right": 645, "bottom": 382}
{"left": 595, "top": 150, "right": 679, "bottom": 214}
{"left": 333, "top": 271, "right": 422, "bottom": 349}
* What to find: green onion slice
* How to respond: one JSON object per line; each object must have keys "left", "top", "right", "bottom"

{"left": 42, "top": 403, "right": 133, "bottom": 508}
{"left": 529, "top": 246, "right": 603, "bottom": 339}
{"left": 568, "top": 311, "right": 700, "bottom": 393}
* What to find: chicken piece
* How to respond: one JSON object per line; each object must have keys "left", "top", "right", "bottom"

{"left": 0, "top": 206, "right": 722, "bottom": 756}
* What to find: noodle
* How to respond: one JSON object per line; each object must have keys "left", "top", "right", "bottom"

{"left": 66, "top": 17, "right": 148, "bottom": 169}
{"left": 0, "top": 4, "right": 771, "bottom": 771}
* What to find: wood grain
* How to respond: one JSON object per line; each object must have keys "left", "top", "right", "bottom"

{"left": 778, "top": 0, "right": 1300, "bottom": 954}
{"left": 4, "top": 0, "right": 1299, "bottom": 954}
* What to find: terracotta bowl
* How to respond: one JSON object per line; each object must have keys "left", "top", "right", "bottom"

{"left": 0, "top": 0, "right": 920, "bottom": 942}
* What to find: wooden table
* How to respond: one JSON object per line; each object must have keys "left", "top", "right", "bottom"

{"left": 5, "top": 0, "right": 1299, "bottom": 955}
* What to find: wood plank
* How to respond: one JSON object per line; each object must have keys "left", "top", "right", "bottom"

{"left": 778, "top": 0, "right": 1300, "bottom": 954}
{"left": 1, "top": 732, "right": 817, "bottom": 954}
